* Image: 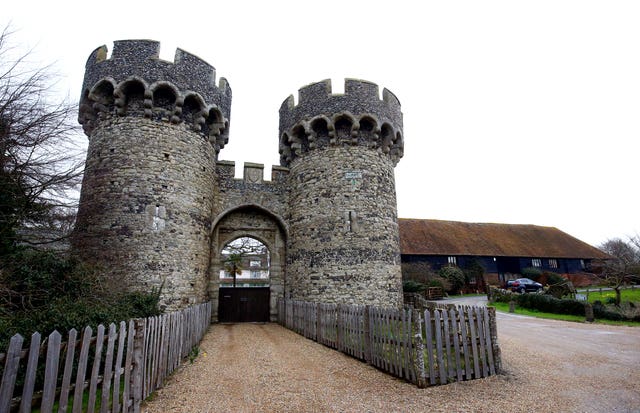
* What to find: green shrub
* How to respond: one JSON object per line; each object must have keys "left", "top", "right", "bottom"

{"left": 402, "top": 280, "right": 426, "bottom": 293}
{"left": 605, "top": 296, "right": 617, "bottom": 305}
{"left": 439, "top": 266, "right": 465, "bottom": 294}
{"left": 488, "top": 287, "right": 515, "bottom": 303}
{"left": 516, "top": 293, "right": 585, "bottom": 316}
{"left": 428, "top": 279, "right": 445, "bottom": 288}
{"left": 546, "top": 272, "right": 566, "bottom": 285}
{"left": 521, "top": 267, "right": 542, "bottom": 281}
{"left": 0, "top": 249, "right": 161, "bottom": 349}
{"left": 490, "top": 287, "right": 639, "bottom": 322}
{"left": 463, "top": 259, "right": 486, "bottom": 284}
{"left": 592, "top": 301, "right": 624, "bottom": 321}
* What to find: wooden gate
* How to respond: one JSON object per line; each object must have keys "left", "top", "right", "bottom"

{"left": 218, "top": 287, "right": 270, "bottom": 322}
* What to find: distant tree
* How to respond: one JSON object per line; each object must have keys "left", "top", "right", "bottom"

{"left": 521, "top": 266, "right": 543, "bottom": 281}
{"left": 401, "top": 261, "right": 450, "bottom": 290}
{"left": 221, "top": 237, "right": 268, "bottom": 287}
{"left": 401, "top": 261, "right": 437, "bottom": 284}
{"left": 0, "top": 25, "right": 83, "bottom": 255}
{"left": 463, "top": 259, "right": 486, "bottom": 287}
{"left": 597, "top": 236, "right": 640, "bottom": 305}
{"left": 439, "top": 265, "right": 465, "bottom": 294}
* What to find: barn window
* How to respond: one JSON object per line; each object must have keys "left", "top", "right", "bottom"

{"left": 548, "top": 259, "right": 558, "bottom": 269}
{"left": 448, "top": 256, "right": 457, "bottom": 266}
{"left": 532, "top": 258, "right": 542, "bottom": 267}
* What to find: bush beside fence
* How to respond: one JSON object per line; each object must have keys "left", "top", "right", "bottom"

{"left": 0, "top": 301, "right": 211, "bottom": 413}
{"left": 489, "top": 287, "right": 640, "bottom": 322}
{"left": 278, "top": 299, "right": 500, "bottom": 387}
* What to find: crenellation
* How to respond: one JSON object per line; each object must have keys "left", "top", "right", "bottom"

{"left": 111, "top": 39, "right": 161, "bottom": 62}
{"left": 271, "top": 165, "right": 290, "bottom": 183}
{"left": 344, "top": 79, "right": 380, "bottom": 100}
{"left": 279, "top": 78, "right": 404, "bottom": 167}
{"left": 80, "top": 40, "right": 232, "bottom": 147}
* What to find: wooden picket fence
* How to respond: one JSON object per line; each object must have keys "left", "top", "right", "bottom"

{"left": 0, "top": 302, "right": 211, "bottom": 413}
{"left": 278, "top": 300, "right": 501, "bottom": 387}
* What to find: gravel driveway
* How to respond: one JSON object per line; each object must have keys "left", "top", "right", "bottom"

{"left": 142, "top": 311, "right": 640, "bottom": 412}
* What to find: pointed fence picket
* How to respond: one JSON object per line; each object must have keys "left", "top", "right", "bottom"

{"left": 0, "top": 301, "right": 211, "bottom": 413}
{"left": 278, "top": 299, "right": 501, "bottom": 388}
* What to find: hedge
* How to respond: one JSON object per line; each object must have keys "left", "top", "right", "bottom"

{"left": 490, "top": 288, "right": 638, "bottom": 321}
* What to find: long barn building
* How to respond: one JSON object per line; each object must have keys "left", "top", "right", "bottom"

{"left": 399, "top": 219, "right": 610, "bottom": 290}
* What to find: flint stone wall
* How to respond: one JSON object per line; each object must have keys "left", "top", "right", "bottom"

{"left": 73, "top": 116, "right": 215, "bottom": 310}
{"left": 286, "top": 146, "right": 403, "bottom": 307}
{"left": 215, "top": 161, "right": 289, "bottom": 219}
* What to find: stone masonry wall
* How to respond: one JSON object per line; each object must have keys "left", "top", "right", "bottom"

{"left": 215, "top": 161, "right": 289, "bottom": 219}
{"left": 73, "top": 117, "right": 216, "bottom": 310}
{"left": 286, "top": 146, "right": 403, "bottom": 307}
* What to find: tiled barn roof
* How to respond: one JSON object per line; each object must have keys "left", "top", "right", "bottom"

{"left": 398, "top": 218, "right": 609, "bottom": 259}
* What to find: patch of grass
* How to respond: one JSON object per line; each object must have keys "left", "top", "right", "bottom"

{"left": 188, "top": 346, "right": 200, "bottom": 363}
{"left": 490, "top": 302, "right": 640, "bottom": 327}
{"left": 30, "top": 377, "right": 127, "bottom": 413}
{"left": 583, "top": 288, "right": 640, "bottom": 304}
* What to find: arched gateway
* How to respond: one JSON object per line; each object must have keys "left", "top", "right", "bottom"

{"left": 209, "top": 204, "right": 287, "bottom": 322}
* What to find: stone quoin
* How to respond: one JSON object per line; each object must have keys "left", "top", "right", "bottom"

{"left": 72, "top": 40, "right": 405, "bottom": 320}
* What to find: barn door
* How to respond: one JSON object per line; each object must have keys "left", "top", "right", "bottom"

{"left": 218, "top": 287, "right": 270, "bottom": 322}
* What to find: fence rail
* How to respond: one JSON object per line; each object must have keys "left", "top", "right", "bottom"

{"left": 0, "top": 302, "right": 211, "bottom": 413}
{"left": 277, "top": 299, "right": 501, "bottom": 387}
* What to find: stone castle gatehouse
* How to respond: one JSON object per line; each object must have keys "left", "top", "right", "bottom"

{"left": 72, "top": 40, "right": 405, "bottom": 321}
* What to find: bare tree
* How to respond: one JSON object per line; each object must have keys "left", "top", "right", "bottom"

{"left": 597, "top": 236, "right": 640, "bottom": 305}
{"left": 0, "top": 26, "right": 83, "bottom": 254}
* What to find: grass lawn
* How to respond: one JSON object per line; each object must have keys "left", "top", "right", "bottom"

{"left": 582, "top": 287, "right": 640, "bottom": 304}
{"left": 490, "top": 301, "right": 640, "bottom": 327}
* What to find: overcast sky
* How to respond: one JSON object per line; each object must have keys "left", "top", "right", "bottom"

{"left": 4, "top": 1, "right": 639, "bottom": 247}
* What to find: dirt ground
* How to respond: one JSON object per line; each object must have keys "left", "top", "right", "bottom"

{"left": 141, "top": 310, "right": 640, "bottom": 413}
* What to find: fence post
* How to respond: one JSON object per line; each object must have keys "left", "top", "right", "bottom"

{"left": 129, "top": 318, "right": 145, "bottom": 413}
{"left": 336, "top": 304, "right": 344, "bottom": 352}
{"left": 585, "top": 303, "right": 594, "bottom": 322}
{"left": 363, "top": 305, "right": 372, "bottom": 364}
{"left": 316, "top": 303, "right": 322, "bottom": 342}
{"left": 487, "top": 307, "right": 502, "bottom": 374}
{"left": 412, "top": 309, "right": 427, "bottom": 388}
{"left": 508, "top": 300, "right": 515, "bottom": 313}
{"left": 0, "top": 334, "right": 24, "bottom": 413}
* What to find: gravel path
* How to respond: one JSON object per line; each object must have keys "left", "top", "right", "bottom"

{"left": 142, "top": 317, "right": 640, "bottom": 413}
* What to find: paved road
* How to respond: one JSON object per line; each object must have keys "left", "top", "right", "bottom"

{"left": 444, "top": 295, "right": 640, "bottom": 411}
{"left": 142, "top": 301, "right": 640, "bottom": 412}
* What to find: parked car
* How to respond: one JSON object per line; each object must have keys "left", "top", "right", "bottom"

{"left": 506, "top": 278, "right": 543, "bottom": 293}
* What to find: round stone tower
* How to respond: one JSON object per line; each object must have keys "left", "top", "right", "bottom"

{"left": 73, "top": 40, "right": 231, "bottom": 310}
{"left": 279, "top": 79, "right": 404, "bottom": 307}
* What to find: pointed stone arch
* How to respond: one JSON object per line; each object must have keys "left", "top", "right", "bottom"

{"left": 209, "top": 204, "right": 287, "bottom": 321}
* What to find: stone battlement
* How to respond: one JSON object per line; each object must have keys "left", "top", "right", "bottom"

{"left": 278, "top": 79, "right": 404, "bottom": 167}
{"left": 83, "top": 40, "right": 231, "bottom": 109}
{"left": 279, "top": 79, "right": 401, "bottom": 116}
{"left": 79, "top": 40, "right": 232, "bottom": 153}
{"left": 216, "top": 161, "right": 289, "bottom": 184}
